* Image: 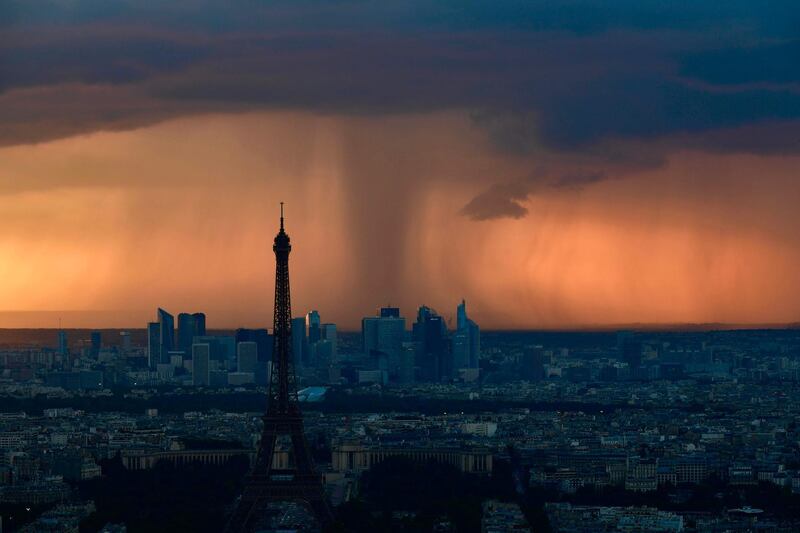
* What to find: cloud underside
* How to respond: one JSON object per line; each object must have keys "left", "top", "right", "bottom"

{"left": 461, "top": 183, "right": 531, "bottom": 221}
{"left": 1, "top": 1, "right": 800, "bottom": 220}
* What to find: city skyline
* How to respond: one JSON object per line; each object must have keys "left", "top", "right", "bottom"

{"left": 2, "top": 2, "right": 800, "bottom": 329}
{"left": 3, "top": 3, "right": 800, "bottom": 531}
{"left": 6, "top": 307, "right": 800, "bottom": 333}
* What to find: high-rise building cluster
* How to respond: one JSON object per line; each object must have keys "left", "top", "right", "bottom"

{"left": 144, "top": 308, "right": 273, "bottom": 387}
{"left": 359, "top": 300, "right": 481, "bottom": 385}
{"left": 131, "top": 299, "right": 479, "bottom": 389}
{"left": 291, "top": 310, "right": 337, "bottom": 373}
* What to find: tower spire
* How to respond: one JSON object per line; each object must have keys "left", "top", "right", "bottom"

{"left": 225, "top": 203, "right": 332, "bottom": 531}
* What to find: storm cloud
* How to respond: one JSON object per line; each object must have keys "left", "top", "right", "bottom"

{"left": 2, "top": 2, "right": 800, "bottom": 327}
{"left": 2, "top": 2, "right": 800, "bottom": 152}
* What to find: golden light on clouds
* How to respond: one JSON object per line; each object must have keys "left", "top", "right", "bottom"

{"left": 0, "top": 111, "right": 798, "bottom": 329}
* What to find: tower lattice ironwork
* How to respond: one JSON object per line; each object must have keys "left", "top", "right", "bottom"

{"left": 226, "top": 204, "right": 333, "bottom": 532}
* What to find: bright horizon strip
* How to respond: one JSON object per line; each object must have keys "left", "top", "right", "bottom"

{"left": 0, "top": 112, "right": 799, "bottom": 330}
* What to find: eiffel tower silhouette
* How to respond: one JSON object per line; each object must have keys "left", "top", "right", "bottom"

{"left": 226, "top": 204, "right": 333, "bottom": 531}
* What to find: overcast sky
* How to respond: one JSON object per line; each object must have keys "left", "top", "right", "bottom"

{"left": 1, "top": 1, "right": 799, "bottom": 329}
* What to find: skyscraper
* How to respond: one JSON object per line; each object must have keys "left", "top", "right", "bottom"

{"left": 237, "top": 341, "right": 258, "bottom": 374}
{"left": 381, "top": 306, "right": 400, "bottom": 318}
{"left": 119, "top": 331, "right": 132, "bottom": 353}
{"left": 192, "top": 343, "right": 210, "bottom": 386}
{"left": 235, "top": 328, "right": 272, "bottom": 385}
{"left": 454, "top": 299, "right": 481, "bottom": 371}
{"left": 399, "top": 341, "right": 416, "bottom": 384}
{"left": 177, "top": 312, "right": 206, "bottom": 355}
{"left": 193, "top": 312, "right": 206, "bottom": 336}
{"left": 235, "top": 328, "right": 272, "bottom": 362}
{"left": 303, "top": 311, "right": 334, "bottom": 367}
{"left": 177, "top": 313, "right": 192, "bottom": 355}
{"left": 321, "top": 323, "right": 337, "bottom": 360}
{"left": 291, "top": 316, "right": 308, "bottom": 369}
{"left": 90, "top": 331, "right": 102, "bottom": 359}
{"left": 191, "top": 334, "right": 236, "bottom": 369}
{"left": 306, "top": 310, "right": 321, "bottom": 344}
{"left": 362, "top": 307, "right": 406, "bottom": 380}
{"left": 147, "top": 322, "right": 160, "bottom": 369}
{"left": 57, "top": 330, "right": 68, "bottom": 357}
{"left": 452, "top": 330, "right": 470, "bottom": 370}
{"left": 413, "top": 306, "right": 448, "bottom": 381}
{"left": 157, "top": 308, "right": 175, "bottom": 365}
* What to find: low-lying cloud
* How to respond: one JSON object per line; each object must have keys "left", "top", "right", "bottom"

{"left": 461, "top": 170, "right": 608, "bottom": 221}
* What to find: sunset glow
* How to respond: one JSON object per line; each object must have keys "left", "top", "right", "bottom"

{"left": 1, "top": 112, "right": 798, "bottom": 328}
{"left": 2, "top": 1, "right": 799, "bottom": 329}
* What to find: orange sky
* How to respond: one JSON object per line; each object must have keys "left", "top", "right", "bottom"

{"left": 0, "top": 111, "right": 799, "bottom": 329}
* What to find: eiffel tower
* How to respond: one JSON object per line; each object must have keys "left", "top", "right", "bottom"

{"left": 226, "top": 204, "right": 334, "bottom": 531}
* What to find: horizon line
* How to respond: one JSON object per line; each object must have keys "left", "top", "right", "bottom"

{"left": 0, "top": 323, "right": 798, "bottom": 333}
{"left": 0, "top": 310, "right": 797, "bottom": 332}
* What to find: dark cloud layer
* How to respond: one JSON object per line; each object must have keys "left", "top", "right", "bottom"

{"left": 460, "top": 170, "right": 608, "bottom": 220}
{"left": 2, "top": 1, "right": 799, "bottom": 220}
{"left": 0, "top": 32, "right": 209, "bottom": 91}
{"left": 461, "top": 181, "right": 532, "bottom": 221}
{"left": 680, "top": 40, "right": 800, "bottom": 86}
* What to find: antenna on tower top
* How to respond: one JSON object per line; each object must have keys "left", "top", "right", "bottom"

{"left": 280, "top": 202, "right": 285, "bottom": 230}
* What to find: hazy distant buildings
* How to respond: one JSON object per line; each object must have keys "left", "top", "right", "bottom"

{"left": 138, "top": 300, "right": 478, "bottom": 384}
{"left": 157, "top": 308, "right": 175, "bottom": 365}
{"left": 399, "top": 342, "right": 416, "bottom": 384}
{"left": 452, "top": 332, "right": 469, "bottom": 371}
{"left": 177, "top": 312, "right": 206, "bottom": 355}
{"left": 169, "top": 352, "right": 184, "bottom": 369}
{"left": 158, "top": 308, "right": 175, "bottom": 357}
{"left": 235, "top": 329, "right": 272, "bottom": 362}
{"left": 237, "top": 341, "right": 258, "bottom": 374}
{"left": 413, "top": 306, "right": 448, "bottom": 382}
{"left": 235, "top": 328, "right": 271, "bottom": 384}
{"left": 307, "top": 310, "right": 321, "bottom": 344}
{"left": 57, "top": 330, "right": 68, "bottom": 357}
{"left": 362, "top": 307, "right": 406, "bottom": 380}
{"left": 192, "top": 335, "right": 235, "bottom": 369}
{"left": 192, "top": 343, "right": 210, "bottom": 386}
{"left": 291, "top": 317, "right": 308, "bottom": 369}
{"left": 321, "top": 323, "right": 337, "bottom": 360}
{"left": 293, "top": 311, "right": 337, "bottom": 369}
{"left": 308, "top": 310, "right": 335, "bottom": 366}
{"left": 147, "top": 322, "right": 160, "bottom": 369}
{"left": 521, "top": 346, "right": 547, "bottom": 381}
{"left": 361, "top": 304, "right": 466, "bottom": 382}
{"left": 380, "top": 307, "right": 400, "bottom": 318}
{"left": 119, "top": 331, "right": 132, "bottom": 353}
{"left": 146, "top": 308, "right": 176, "bottom": 368}
{"left": 147, "top": 309, "right": 210, "bottom": 369}
{"left": 90, "top": 331, "right": 102, "bottom": 359}
{"left": 458, "top": 300, "right": 480, "bottom": 368}
{"left": 618, "top": 331, "right": 643, "bottom": 370}
{"left": 310, "top": 338, "right": 334, "bottom": 366}
{"left": 452, "top": 299, "right": 480, "bottom": 375}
